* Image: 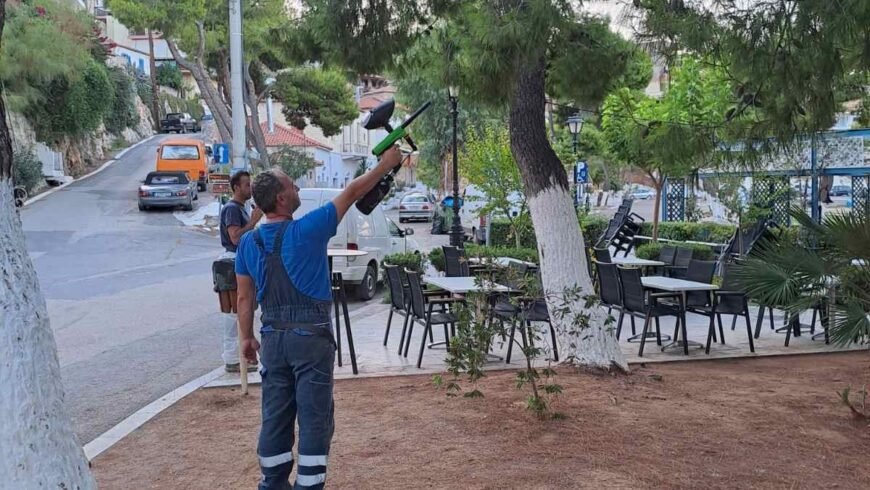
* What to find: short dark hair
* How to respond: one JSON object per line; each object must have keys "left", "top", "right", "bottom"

{"left": 230, "top": 170, "right": 251, "bottom": 192}
{"left": 252, "top": 171, "right": 283, "bottom": 213}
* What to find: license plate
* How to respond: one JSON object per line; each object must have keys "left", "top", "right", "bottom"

{"left": 155, "top": 192, "right": 171, "bottom": 198}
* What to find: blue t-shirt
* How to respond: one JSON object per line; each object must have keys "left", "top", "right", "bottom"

{"left": 219, "top": 200, "right": 249, "bottom": 253}
{"left": 235, "top": 202, "right": 339, "bottom": 307}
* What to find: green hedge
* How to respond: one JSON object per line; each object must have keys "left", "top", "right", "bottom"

{"left": 13, "top": 147, "right": 44, "bottom": 194}
{"left": 428, "top": 248, "right": 446, "bottom": 272}
{"left": 465, "top": 244, "right": 538, "bottom": 263}
{"left": 635, "top": 242, "right": 716, "bottom": 261}
{"left": 382, "top": 252, "right": 426, "bottom": 274}
{"left": 487, "top": 214, "right": 611, "bottom": 249}
{"left": 639, "top": 222, "right": 735, "bottom": 243}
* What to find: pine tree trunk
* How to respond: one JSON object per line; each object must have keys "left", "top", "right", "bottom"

{"left": 166, "top": 35, "right": 232, "bottom": 143}
{"left": 508, "top": 57, "right": 627, "bottom": 371}
{"left": 0, "top": 2, "right": 95, "bottom": 483}
{"left": 148, "top": 30, "right": 161, "bottom": 132}
{"left": 244, "top": 64, "right": 269, "bottom": 166}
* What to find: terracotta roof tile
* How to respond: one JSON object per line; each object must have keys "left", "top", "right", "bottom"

{"left": 260, "top": 122, "right": 332, "bottom": 150}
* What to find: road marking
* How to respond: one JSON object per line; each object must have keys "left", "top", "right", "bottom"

{"left": 83, "top": 366, "right": 226, "bottom": 461}
{"left": 22, "top": 135, "right": 157, "bottom": 208}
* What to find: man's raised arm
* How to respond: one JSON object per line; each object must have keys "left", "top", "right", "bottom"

{"left": 332, "top": 145, "right": 404, "bottom": 221}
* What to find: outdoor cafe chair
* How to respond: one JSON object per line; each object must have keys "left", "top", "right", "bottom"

{"left": 443, "top": 246, "right": 470, "bottom": 277}
{"left": 703, "top": 265, "right": 756, "bottom": 354}
{"left": 617, "top": 266, "right": 681, "bottom": 356}
{"left": 385, "top": 266, "right": 449, "bottom": 354}
{"left": 665, "top": 247, "right": 693, "bottom": 278}
{"left": 404, "top": 270, "right": 464, "bottom": 368}
{"left": 596, "top": 262, "right": 629, "bottom": 339}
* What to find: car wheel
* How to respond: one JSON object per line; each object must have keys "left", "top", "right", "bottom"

{"left": 198, "top": 182, "right": 206, "bottom": 192}
{"left": 399, "top": 217, "right": 406, "bottom": 223}
{"left": 184, "top": 199, "right": 194, "bottom": 211}
{"left": 138, "top": 203, "right": 147, "bottom": 211}
{"left": 356, "top": 264, "right": 377, "bottom": 301}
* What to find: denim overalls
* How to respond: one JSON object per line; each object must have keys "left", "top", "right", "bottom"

{"left": 254, "top": 221, "right": 336, "bottom": 490}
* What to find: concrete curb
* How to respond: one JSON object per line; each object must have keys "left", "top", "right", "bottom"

{"left": 83, "top": 366, "right": 225, "bottom": 461}
{"left": 23, "top": 135, "right": 157, "bottom": 208}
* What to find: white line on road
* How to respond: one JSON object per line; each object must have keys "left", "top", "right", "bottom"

{"left": 23, "top": 135, "right": 157, "bottom": 208}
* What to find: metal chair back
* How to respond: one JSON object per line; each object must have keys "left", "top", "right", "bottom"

{"left": 617, "top": 266, "right": 646, "bottom": 313}
{"left": 384, "top": 265, "right": 406, "bottom": 311}
{"left": 659, "top": 245, "right": 677, "bottom": 266}
{"left": 673, "top": 247, "right": 693, "bottom": 268}
{"left": 593, "top": 247, "right": 612, "bottom": 263}
{"left": 405, "top": 270, "right": 427, "bottom": 318}
{"left": 685, "top": 260, "right": 716, "bottom": 306}
{"left": 597, "top": 262, "right": 622, "bottom": 307}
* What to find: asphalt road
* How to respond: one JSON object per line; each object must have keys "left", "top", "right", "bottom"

{"left": 20, "top": 134, "right": 375, "bottom": 443}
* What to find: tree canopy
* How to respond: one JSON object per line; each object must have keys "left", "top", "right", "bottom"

{"left": 274, "top": 66, "right": 358, "bottom": 137}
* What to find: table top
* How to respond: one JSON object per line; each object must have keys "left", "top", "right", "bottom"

{"left": 641, "top": 276, "right": 719, "bottom": 292}
{"left": 327, "top": 249, "right": 368, "bottom": 257}
{"left": 612, "top": 257, "right": 666, "bottom": 267}
{"left": 423, "top": 276, "right": 514, "bottom": 294}
{"left": 468, "top": 256, "right": 539, "bottom": 268}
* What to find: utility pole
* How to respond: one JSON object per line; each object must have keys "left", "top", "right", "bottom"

{"left": 229, "top": 0, "right": 246, "bottom": 171}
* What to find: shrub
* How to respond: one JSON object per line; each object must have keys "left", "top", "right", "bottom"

{"left": 13, "top": 147, "right": 44, "bottom": 194}
{"left": 580, "top": 214, "right": 610, "bottom": 245}
{"left": 105, "top": 66, "right": 139, "bottom": 135}
{"left": 382, "top": 252, "right": 426, "bottom": 274}
{"left": 428, "top": 247, "right": 446, "bottom": 272}
{"left": 489, "top": 219, "right": 537, "bottom": 248}
{"left": 27, "top": 58, "right": 115, "bottom": 141}
{"left": 156, "top": 63, "right": 183, "bottom": 90}
{"left": 639, "top": 221, "right": 736, "bottom": 243}
{"left": 465, "top": 244, "right": 538, "bottom": 263}
{"left": 635, "top": 241, "right": 715, "bottom": 261}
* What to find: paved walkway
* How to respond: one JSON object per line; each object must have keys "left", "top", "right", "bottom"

{"left": 206, "top": 301, "right": 859, "bottom": 388}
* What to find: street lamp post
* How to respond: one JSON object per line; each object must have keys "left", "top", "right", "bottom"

{"left": 448, "top": 84, "right": 463, "bottom": 247}
{"left": 567, "top": 114, "right": 584, "bottom": 209}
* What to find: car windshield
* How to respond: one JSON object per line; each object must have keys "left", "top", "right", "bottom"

{"left": 165, "top": 114, "right": 183, "bottom": 120}
{"left": 146, "top": 174, "right": 188, "bottom": 185}
{"left": 403, "top": 195, "right": 428, "bottom": 203}
{"left": 161, "top": 145, "right": 200, "bottom": 160}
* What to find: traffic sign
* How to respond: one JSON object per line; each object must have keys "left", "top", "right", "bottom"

{"left": 575, "top": 161, "right": 588, "bottom": 183}
{"left": 210, "top": 173, "right": 231, "bottom": 195}
{"left": 213, "top": 143, "right": 230, "bottom": 164}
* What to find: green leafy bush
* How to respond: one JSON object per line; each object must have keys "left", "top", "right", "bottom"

{"left": 156, "top": 63, "right": 183, "bottom": 90}
{"left": 488, "top": 219, "right": 537, "bottom": 248}
{"left": 383, "top": 252, "right": 426, "bottom": 274}
{"left": 13, "top": 147, "right": 44, "bottom": 194}
{"left": 580, "top": 214, "right": 610, "bottom": 245}
{"left": 639, "top": 221, "right": 735, "bottom": 243}
{"left": 428, "top": 247, "right": 445, "bottom": 272}
{"left": 465, "top": 244, "right": 538, "bottom": 263}
{"left": 105, "top": 66, "right": 139, "bottom": 135}
{"left": 635, "top": 241, "right": 715, "bottom": 261}
{"left": 27, "top": 58, "right": 115, "bottom": 141}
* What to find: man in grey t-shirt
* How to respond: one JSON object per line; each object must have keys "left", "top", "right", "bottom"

{"left": 218, "top": 170, "right": 262, "bottom": 372}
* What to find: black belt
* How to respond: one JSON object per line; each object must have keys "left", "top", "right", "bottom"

{"left": 270, "top": 321, "right": 335, "bottom": 347}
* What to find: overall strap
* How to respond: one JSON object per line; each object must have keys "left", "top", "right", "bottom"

{"left": 253, "top": 227, "right": 266, "bottom": 252}
{"left": 270, "top": 220, "right": 291, "bottom": 256}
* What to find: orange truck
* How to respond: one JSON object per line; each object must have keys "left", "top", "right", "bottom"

{"left": 155, "top": 138, "right": 211, "bottom": 191}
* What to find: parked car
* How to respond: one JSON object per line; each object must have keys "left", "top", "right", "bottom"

{"left": 398, "top": 193, "right": 434, "bottom": 222}
{"left": 161, "top": 112, "right": 200, "bottom": 133}
{"left": 138, "top": 171, "right": 197, "bottom": 211}
{"left": 627, "top": 186, "right": 654, "bottom": 200}
{"left": 156, "top": 138, "right": 210, "bottom": 191}
{"left": 294, "top": 188, "right": 420, "bottom": 300}
{"left": 830, "top": 185, "right": 852, "bottom": 197}
{"left": 201, "top": 113, "right": 214, "bottom": 121}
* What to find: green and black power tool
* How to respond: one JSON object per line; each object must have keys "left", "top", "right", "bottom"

{"left": 355, "top": 99, "right": 432, "bottom": 215}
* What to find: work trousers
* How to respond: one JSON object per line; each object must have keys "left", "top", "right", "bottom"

{"left": 258, "top": 329, "right": 335, "bottom": 490}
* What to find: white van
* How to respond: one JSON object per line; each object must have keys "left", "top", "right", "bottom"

{"left": 459, "top": 185, "right": 523, "bottom": 244}
{"left": 295, "top": 188, "right": 420, "bottom": 300}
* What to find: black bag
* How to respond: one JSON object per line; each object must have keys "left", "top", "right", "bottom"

{"left": 212, "top": 258, "right": 237, "bottom": 292}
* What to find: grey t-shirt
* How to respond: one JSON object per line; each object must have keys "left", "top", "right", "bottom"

{"left": 220, "top": 200, "right": 249, "bottom": 253}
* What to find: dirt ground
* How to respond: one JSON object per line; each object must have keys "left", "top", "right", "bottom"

{"left": 92, "top": 352, "right": 870, "bottom": 489}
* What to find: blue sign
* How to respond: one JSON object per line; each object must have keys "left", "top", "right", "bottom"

{"left": 575, "top": 161, "right": 588, "bottom": 183}
{"left": 213, "top": 143, "right": 230, "bottom": 164}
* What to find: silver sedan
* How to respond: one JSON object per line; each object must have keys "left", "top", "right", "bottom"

{"left": 398, "top": 193, "right": 434, "bottom": 222}
{"left": 138, "top": 171, "right": 198, "bottom": 211}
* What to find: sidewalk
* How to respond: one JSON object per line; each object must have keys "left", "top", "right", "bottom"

{"left": 207, "top": 300, "right": 859, "bottom": 388}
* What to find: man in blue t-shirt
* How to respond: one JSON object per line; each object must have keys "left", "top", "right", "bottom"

{"left": 218, "top": 171, "right": 262, "bottom": 373}
{"left": 235, "top": 145, "right": 402, "bottom": 490}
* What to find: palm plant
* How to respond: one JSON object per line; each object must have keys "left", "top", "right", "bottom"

{"left": 733, "top": 207, "right": 870, "bottom": 346}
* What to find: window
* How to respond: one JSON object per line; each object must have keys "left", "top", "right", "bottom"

{"left": 138, "top": 59, "right": 145, "bottom": 72}
{"left": 160, "top": 145, "right": 200, "bottom": 160}
{"left": 146, "top": 173, "right": 188, "bottom": 185}
{"left": 388, "top": 220, "right": 401, "bottom": 237}
{"left": 355, "top": 212, "right": 374, "bottom": 237}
